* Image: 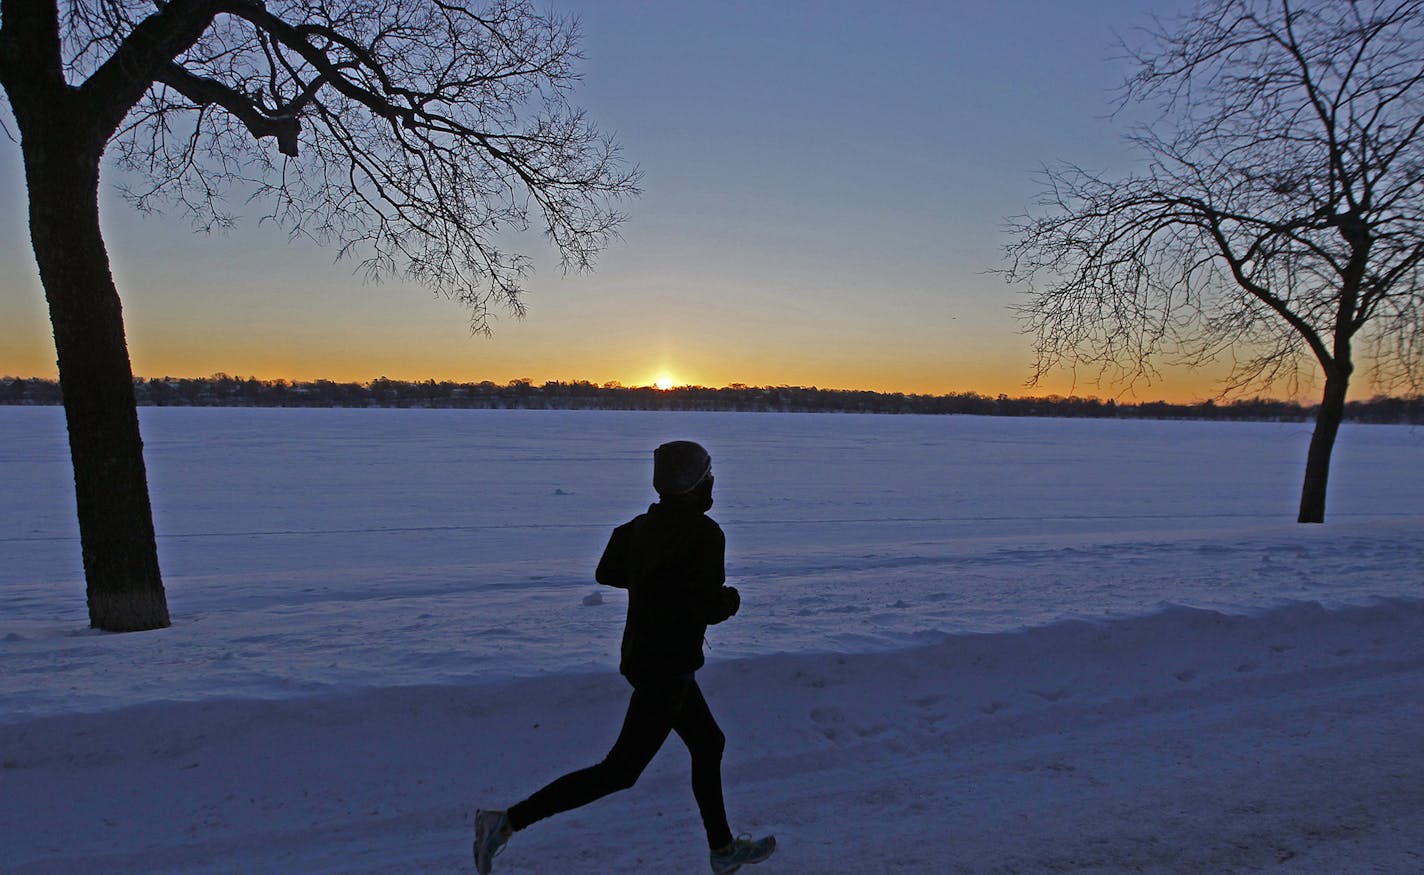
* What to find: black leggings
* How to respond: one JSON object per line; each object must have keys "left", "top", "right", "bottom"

{"left": 506, "top": 674, "right": 734, "bottom": 849}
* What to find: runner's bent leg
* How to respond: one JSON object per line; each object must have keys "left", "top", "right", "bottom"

{"left": 507, "top": 682, "right": 675, "bottom": 831}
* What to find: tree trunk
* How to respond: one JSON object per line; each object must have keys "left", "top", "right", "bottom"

{"left": 22, "top": 125, "right": 171, "bottom": 632}
{"left": 1297, "top": 370, "right": 1350, "bottom": 524}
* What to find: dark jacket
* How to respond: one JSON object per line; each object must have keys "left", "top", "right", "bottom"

{"left": 595, "top": 499, "right": 739, "bottom": 683}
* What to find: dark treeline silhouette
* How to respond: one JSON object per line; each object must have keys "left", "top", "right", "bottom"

{"left": 4, "top": 375, "right": 1422, "bottom": 423}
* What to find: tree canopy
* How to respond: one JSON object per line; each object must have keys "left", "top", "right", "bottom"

{"left": 5, "top": 0, "right": 639, "bottom": 328}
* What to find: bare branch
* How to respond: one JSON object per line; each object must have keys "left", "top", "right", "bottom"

{"left": 155, "top": 62, "right": 301, "bottom": 155}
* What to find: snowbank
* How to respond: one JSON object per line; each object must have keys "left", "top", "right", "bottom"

{"left": 3, "top": 600, "right": 1422, "bottom": 873}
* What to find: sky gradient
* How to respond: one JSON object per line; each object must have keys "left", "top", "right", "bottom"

{"left": 0, "top": 0, "right": 1333, "bottom": 402}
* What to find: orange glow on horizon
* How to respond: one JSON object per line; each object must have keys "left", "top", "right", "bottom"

{"left": 0, "top": 347, "right": 1353, "bottom": 405}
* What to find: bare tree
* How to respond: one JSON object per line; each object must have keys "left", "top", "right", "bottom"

{"left": 1004, "top": 0, "right": 1424, "bottom": 523}
{"left": 0, "top": 0, "right": 638, "bottom": 631}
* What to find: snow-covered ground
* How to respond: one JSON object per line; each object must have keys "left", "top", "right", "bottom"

{"left": 2, "top": 407, "right": 1422, "bottom": 873}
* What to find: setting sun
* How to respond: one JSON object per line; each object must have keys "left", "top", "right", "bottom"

{"left": 653, "top": 373, "right": 677, "bottom": 391}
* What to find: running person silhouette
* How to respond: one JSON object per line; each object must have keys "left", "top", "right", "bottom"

{"left": 473, "top": 441, "right": 776, "bottom": 874}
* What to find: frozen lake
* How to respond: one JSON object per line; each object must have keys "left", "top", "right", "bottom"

{"left": 3, "top": 407, "right": 1421, "bottom": 714}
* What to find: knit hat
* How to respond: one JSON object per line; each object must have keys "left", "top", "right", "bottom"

{"left": 653, "top": 440, "right": 712, "bottom": 497}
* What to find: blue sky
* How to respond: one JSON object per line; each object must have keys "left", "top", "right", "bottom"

{"left": 1, "top": 0, "right": 1261, "bottom": 399}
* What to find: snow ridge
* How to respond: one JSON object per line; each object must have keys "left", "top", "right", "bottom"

{"left": 4, "top": 599, "right": 1423, "bottom": 873}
